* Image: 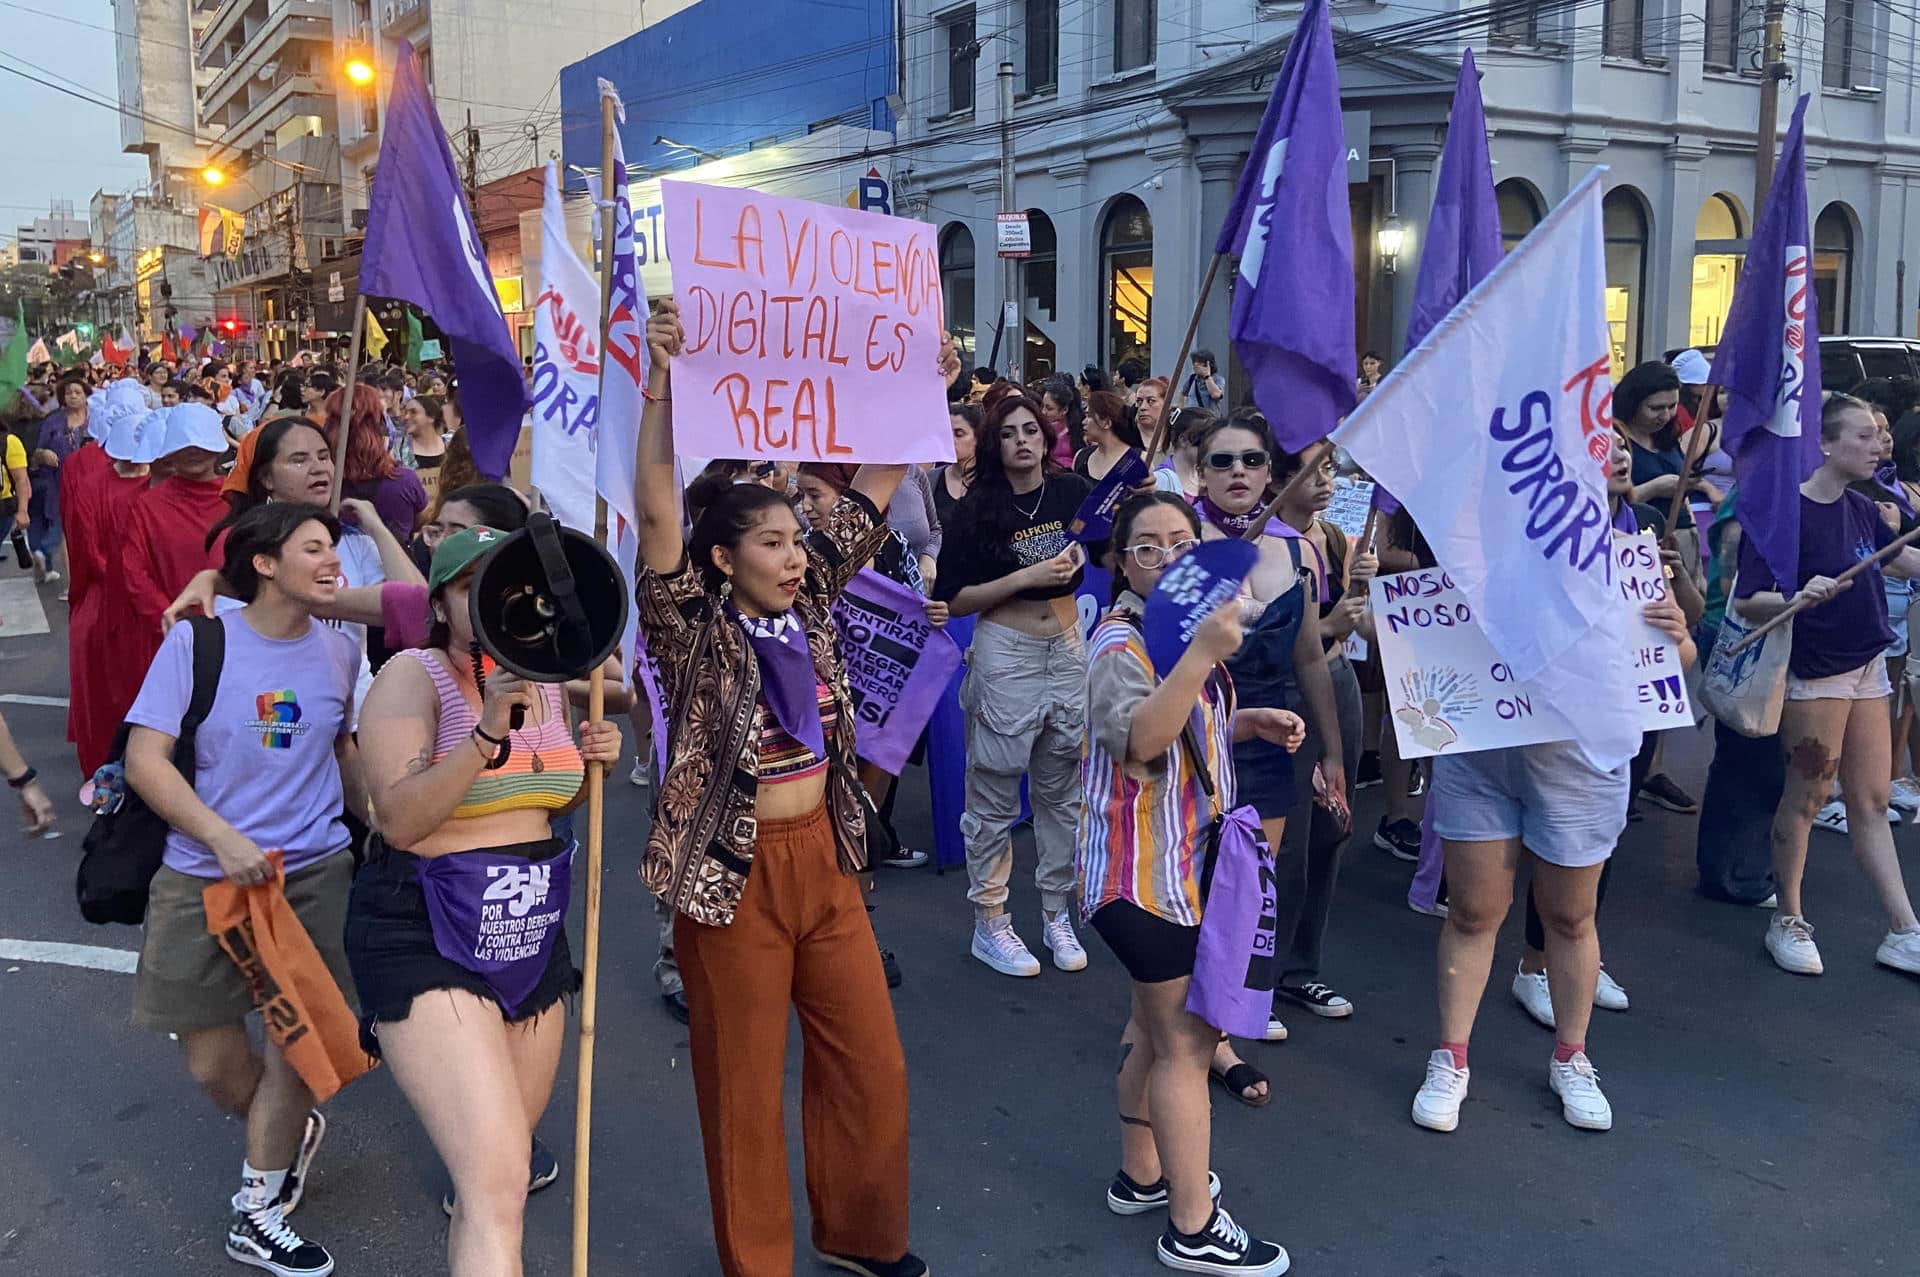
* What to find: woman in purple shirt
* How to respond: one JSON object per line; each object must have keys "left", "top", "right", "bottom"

{"left": 1735, "top": 393, "right": 1920, "bottom": 979}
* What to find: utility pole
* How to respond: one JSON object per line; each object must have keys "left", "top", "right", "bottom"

{"left": 1753, "top": 0, "right": 1789, "bottom": 213}
{"left": 465, "top": 109, "right": 481, "bottom": 215}
{"left": 997, "top": 60, "right": 1020, "bottom": 380}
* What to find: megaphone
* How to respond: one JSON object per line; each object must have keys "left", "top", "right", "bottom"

{"left": 468, "top": 511, "right": 629, "bottom": 684}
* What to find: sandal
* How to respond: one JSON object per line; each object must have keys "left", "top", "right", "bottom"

{"left": 1209, "top": 1059, "right": 1271, "bottom": 1108}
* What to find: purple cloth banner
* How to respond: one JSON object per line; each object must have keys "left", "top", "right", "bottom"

{"left": 833, "top": 569, "right": 963, "bottom": 775}
{"left": 1186, "top": 805, "right": 1279, "bottom": 1039}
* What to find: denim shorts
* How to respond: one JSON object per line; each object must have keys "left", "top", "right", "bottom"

{"left": 1786, "top": 655, "right": 1890, "bottom": 702}
{"left": 1429, "top": 740, "right": 1629, "bottom": 868}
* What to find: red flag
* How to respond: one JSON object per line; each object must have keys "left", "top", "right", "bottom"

{"left": 161, "top": 336, "right": 180, "bottom": 362}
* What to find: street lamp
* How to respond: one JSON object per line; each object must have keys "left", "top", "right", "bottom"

{"left": 1377, "top": 215, "right": 1407, "bottom": 275}
{"left": 201, "top": 165, "right": 227, "bottom": 187}
{"left": 345, "top": 57, "right": 375, "bottom": 86}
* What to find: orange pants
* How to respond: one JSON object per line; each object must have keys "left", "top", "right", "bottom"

{"left": 675, "top": 803, "right": 911, "bottom": 1276}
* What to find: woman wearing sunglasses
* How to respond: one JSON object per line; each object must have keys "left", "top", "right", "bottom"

{"left": 1191, "top": 415, "right": 1347, "bottom": 1051}
{"left": 1081, "top": 492, "right": 1302, "bottom": 1277}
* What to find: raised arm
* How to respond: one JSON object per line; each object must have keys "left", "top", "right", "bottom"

{"left": 635, "top": 302, "right": 687, "bottom": 576}
{"left": 341, "top": 497, "right": 425, "bottom": 585}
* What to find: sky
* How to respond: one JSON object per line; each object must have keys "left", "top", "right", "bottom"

{"left": 0, "top": 1, "right": 152, "bottom": 242}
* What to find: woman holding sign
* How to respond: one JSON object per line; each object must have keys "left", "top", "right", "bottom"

{"left": 1081, "top": 492, "right": 1302, "bottom": 1277}
{"left": 1735, "top": 394, "right": 1920, "bottom": 979}
{"left": 936, "top": 391, "right": 1095, "bottom": 979}
{"left": 632, "top": 301, "right": 929, "bottom": 1277}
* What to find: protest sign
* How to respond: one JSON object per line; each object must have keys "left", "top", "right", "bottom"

{"left": 1143, "top": 539, "right": 1259, "bottom": 677}
{"left": 1323, "top": 477, "right": 1375, "bottom": 539}
{"left": 1069, "top": 450, "right": 1149, "bottom": 543}
{"left": 833, "top": 569, "right": 963, "bottom": 774}
{"left": 1372, "top": 532, "right": 1691, "bottom": 758}
{"left": 660, "top": 180, "right": 952, "bottom": 465}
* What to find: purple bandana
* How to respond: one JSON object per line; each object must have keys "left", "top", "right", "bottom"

{"left": 1875, "top": 463, "right": 1916, "bottom": 521}
{"left": 1193, "top": 495, "right": 1330, "bottom": 603}
{"left": 416, "top": 845, "right": 572, "bottom": 1018}
{"left": 1612, "top": 502, "right": 1640, "bottom": 535}
{"left": 735, "top": 608, "right": 827, "bottom": 759}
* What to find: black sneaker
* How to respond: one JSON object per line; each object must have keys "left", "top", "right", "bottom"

{"left": 277, "top": 1109, "right": 327, "bottom": 1216}
{"left": 1639, "top": 773, "right": 1699, "bottom": 814}
{"left": 1372, "top": 819, "right": 1421, "bottom": 862}
{"left": 1273, "top": 981, "right": 1353, "bottom": 1018}
{"left": 1107, "top": 1168, "right": 1222, "bottom": 1216}
{"left": 443, "top": 1137, "right": 562, "bottom": 1216}
{"left": 879, "top": 845, "right": 929, "bottom": 869}
{"left": 226, "top": 1204, "right": 334, "bottom": 1277}
{"left": 1354, "top": 749, "right": 1382, "bottom": 789}
{"left": 1156, "top": 1205, "right": 1289, "bottom": 1275}
{"left": 880, "top": 947, "right": 903, "bottom": 989}
{"left": 814, "top": 1249, "right": 929, "bottom": 1277}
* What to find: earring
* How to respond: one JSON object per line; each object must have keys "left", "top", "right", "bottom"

{"left": 433, "top": 608, "right": 446, "bottom": 623}
{"left": 718, "top": 578, "right": 733, "bottom": 599}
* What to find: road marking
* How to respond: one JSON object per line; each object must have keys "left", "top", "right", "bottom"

{"left": 0, "top": 694, "right": 68, "bottom": 707}
{"left": 0, "top": 940, "right": 138, "bottom": 974}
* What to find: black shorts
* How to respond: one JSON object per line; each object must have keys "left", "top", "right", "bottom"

{"left": 343, "top": 836, "right": 580, "bottom": 1059}
{"left": 1090, "top": 900, "right": 1200, "bottom": 985}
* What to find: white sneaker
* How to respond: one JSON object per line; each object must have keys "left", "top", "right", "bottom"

{"left": 1756, "top": 893, "right": 1778, "bottom": 910}
{"left": 1548, "top": 1051, "right": 1613, "bottom": 1131}
{"left": 1410, "top": 1049, "right": 1469, "bottom": 1132}
{"left": 29, "top": 550, "right": 45, "bottom": 582}
{"left": 1892, "top": 777, "right": 1920, "bottom": 815}
{"left": 1511, "top": 966, "right": 1555, "bottom": 1029}
{"left": 1262, "top": 1012, "right": 1288, "bottom": 1042}
{"left": 1812, "top": 801, "right": 1848, "bottom": 835}
{"left": 1594, "top": 966, "right": 1630, "bottom": 1012}
{"left": 971, "top": 915, "right": 1041, "bottom": 977}
{"left": 1875, "top": 928, "right": 1920, "bottom": 975}
{"left": 1042, "top": 910, "right": 1089, "bottom": 972}
{"left": 1766, "top": 914, "right": 1824, "bottom": 975}
{"left": 628, "top": 758, "right": 649, "bottom": 788}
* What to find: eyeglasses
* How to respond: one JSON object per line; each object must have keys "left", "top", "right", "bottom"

{"left": 1122, "top": 538, "right": 1199, "bottom": 569}
{"left": 1204, "top": 449, "right": 1270, "bottom": 472}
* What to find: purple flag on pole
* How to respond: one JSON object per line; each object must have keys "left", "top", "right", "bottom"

{"left": 359, "top": 40, "right": 529, "bottom": 480}
{"left": 1215, "top": 0, "right": 1355, "bottom": 452}
{"left": 1706, "top": 95, "right": 1824, "bottom": 592}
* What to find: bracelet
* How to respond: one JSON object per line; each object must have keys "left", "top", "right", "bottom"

{"left": 642, "top": 387, "right": 671, "bottom": 404}
{"left": 473, "top": 725, "right": 507, "bottom": 746}
{"left": 468, "top": 732, "right": 494, "bottom": 762}
{"left": 6, "top": 765, "right": 35, "bottom": 789}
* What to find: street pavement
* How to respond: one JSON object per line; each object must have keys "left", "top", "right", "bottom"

{"left": 0, "top": 583, "right": 1915, "bottom": 1277}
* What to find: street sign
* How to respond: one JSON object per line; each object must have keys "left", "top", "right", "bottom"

{"left": 327, "top": 271, "right": 345, "bottom": 303}
{"left": 996, "top": 211, "right": 1031, "bottom": 258}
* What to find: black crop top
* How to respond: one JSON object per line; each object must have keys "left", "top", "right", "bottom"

{"left": 935, "top": 472, "right": 1093, "bottom": 603}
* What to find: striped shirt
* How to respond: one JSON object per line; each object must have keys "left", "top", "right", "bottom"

{"left": 403, "top": 650, "right": 584, "bottom": 819}
{"left": 1076, "top": 599, "right": 1237, "bottom": 927}
{"left": 756, "top": 681, "right": 839, "bottom": 784}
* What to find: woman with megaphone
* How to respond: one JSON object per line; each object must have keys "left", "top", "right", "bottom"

{"left": 631, "top": 299, "right": 936, "bottom": 1277}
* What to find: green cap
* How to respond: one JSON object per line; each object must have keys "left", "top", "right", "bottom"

{"left": 427, "top": 525, "right": 506, "bottom": 595}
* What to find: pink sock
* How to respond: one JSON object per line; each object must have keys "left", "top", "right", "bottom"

{"left": 1553, "top": 1040, "right": 1584, "bottom": 1064}
{"left": 1438, "top": 1041, "right": 1468, "bottom": 1070}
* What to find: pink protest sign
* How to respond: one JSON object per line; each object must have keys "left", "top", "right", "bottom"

{"left": 661, "top": 180, "right": 954, "bottom": 464}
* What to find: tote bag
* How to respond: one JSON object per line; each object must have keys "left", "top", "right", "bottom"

{"left": 1698, "top": 600, "right": 1791, "bottom": 737}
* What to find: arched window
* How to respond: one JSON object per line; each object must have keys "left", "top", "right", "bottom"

{"left": 1495, "top": 179, "right": 1543, "bottom": 253}
{"left": 1021, "top": 209, "right": 1058, "bottom": 379}
{"left": 939, "top": 223, "right": 976, "bottom": 366}
{"left": 1602, "top": 187, "right": 1649, "bottom": 376}
{"left": 1690, "top": 192, "right": 1748, "bottom": 346}
{"left": 1101, "top": 196, "right": 1153, "bottom": 374}
{"left": 1814, "top": 202, "right": 1855, "bottom": 336}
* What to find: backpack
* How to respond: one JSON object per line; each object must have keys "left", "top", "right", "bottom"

{"left": 75, "top": 615, "right": 226, "bottom": 925}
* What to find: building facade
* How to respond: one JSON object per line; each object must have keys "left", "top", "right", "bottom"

{"left": 110, "top": 0, "right": 212, "bottom": 202}
{"left": 14, "top": 203, "right": 91, "bottom": 267}
{"left": 902, "top": 0, "right": 1920, "bottom": 390}
{"left": 88, "top": 192, "right": 217, "bottom": 344}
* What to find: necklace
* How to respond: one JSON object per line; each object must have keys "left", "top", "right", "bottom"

{"left": 1011, "top": 480, "right": 1045, "bottom": 521}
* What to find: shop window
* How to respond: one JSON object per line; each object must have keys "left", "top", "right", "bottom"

{"left": 1603, "top": 187, "right": 1649, "bottom": 376}
{"left": 1101, "top": 196, "right": 1153, "bottom": 373}
{"left": 1814, "top": 202, "right": 1854, "bottom": 336}
{"left": 1495, "top": 178, "right": 1544, "bottom": 253}
{"left": 1021, "top": 209, "right": 1057, "bottom": 379}
{"left": 1689, "top": 193, "right": 1747, "bottom": 347}
{"left": 939, "top": 222, "right": 976, "bottom": 365}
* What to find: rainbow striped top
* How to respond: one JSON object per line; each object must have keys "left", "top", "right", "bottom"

{"left": 401, "top": 650, "right": 584, "bottom": 820}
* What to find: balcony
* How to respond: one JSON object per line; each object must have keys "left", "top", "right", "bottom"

{"left": 204, "top": 71, "right": 329, "bottom": 157}
{"left": 199, "top": 0, "right": 330, "bottom": 74}
{"left": 376, "top": 0, "right": 428, "bottom": 37}
{"left": 200, "top": 14, "right": 334, "bottom": 118}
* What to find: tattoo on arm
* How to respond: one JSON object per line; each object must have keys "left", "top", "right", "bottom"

{"left": 404, "top": 747, "right": 432, "bottom": 777}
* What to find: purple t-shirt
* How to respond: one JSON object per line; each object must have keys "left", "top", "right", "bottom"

{"left": 127, "top": 611, "right": 359, "bottom": 878}
{"left": 1736, "top": 488, "right": 1895, "bottom": 679}
{"left": 343, "top": 468, "right": 428, "bottom": 542}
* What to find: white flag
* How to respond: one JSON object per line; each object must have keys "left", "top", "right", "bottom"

{"left": 529, "top": 161, "right": 603, "bottom": 532}
{"left": 1332, "top": 169, "right": 1640, "bottom": 770}
{"left": 26, "top": 338, "right": 49, "bottom": 364}
{"left": 595, "top": 79, "right": 646, "bottom": 537}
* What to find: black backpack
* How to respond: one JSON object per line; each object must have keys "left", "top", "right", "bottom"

{"left": 75, "top": 615, "right": 226, "bottom": 925}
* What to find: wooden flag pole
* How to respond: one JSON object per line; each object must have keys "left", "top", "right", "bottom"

{"left": 327, "top": 296, "right": 369, "bottom": 513}
{"left": 1238, "top": 440, "right": 1336, "bottom": 542}
{"left": 570, "top": 87, "right": 621, "bottom": 1277}
{"left": 1729, "top": 522, "right": 1920, "bottom": 655}
{"left": 1660, "top": 397, "right": 1715, "bottom": 538}
{"left": 1148, "top": 252, "right": 1224, "bottom": 463}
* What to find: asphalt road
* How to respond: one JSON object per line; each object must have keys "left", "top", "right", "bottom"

{"left": 0, "top": 580, "right": 1915, "bottom": 1277}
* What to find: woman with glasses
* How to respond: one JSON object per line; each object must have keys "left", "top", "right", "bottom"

{"left": 1083, "top": 492, "right": 1301, "bottom": 1277}
{"left": 1191, "top": 415, "right": 1347, "bottom": 1050}
{"left": 936, "top": 391, "right": 1096, "bottom": 979}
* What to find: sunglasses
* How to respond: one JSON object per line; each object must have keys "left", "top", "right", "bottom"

{"left": 1122, "top": 538, "right": 1200, "bottom": 569}
{"left": 1204, "top": 449, "right": 1271, "bottom": 472}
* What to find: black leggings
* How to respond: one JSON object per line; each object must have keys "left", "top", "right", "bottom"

{"left": 1521, "top": 733, "right": 1654, "bottom": 951}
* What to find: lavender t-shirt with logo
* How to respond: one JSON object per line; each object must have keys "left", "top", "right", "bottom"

{"left": 127, "top": 611, "right": 359, "bottom": 878}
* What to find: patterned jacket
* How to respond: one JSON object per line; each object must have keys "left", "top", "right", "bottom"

{"left": 635, "top": 490, "right": 891, "bottom": 927}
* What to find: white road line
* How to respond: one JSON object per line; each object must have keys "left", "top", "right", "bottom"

{"left": 0, "top": 694, "right": 68, "bottom": 707}
{"left": 0, "top": 939, "right": 138, "bottom": 974}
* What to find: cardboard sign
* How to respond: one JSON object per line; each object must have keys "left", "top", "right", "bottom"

{"left": 1143, "top": 539, "right": 1259, "bottom": 677}
{"left": 1372, "top": 532, "right": 1691, "bottom": 758}
{"left": 660, "top": 181, "right": 953, "bottom": 465}
{"left": 833, "top": 569, "right": 963, "bottom": 774}
{"left": 1323, "top": 476, "right": 1374, "bottom": 540}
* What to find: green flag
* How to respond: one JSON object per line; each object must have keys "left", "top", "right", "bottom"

{"left": 0, "top": 302, "right": 26, "bottom": 408}
{"left": 405, "top": 309, "right": 424, "bottom": 372}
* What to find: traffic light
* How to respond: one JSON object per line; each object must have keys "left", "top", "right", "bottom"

{"left": 75, "top": 322, "right": 95, "bottom": 340}
{"left": 217, "top": 317, "right": 248, "bottom": 342}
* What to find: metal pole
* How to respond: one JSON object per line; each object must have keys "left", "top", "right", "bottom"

{"left": 1753, "top": 0, "right": 1788, "bottom": 214}
{"left": 997, "top": 61, "right": 1020, "bottom": 381}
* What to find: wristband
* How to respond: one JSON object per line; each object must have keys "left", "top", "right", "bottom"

{"left": 473, "top": 725, "right": 507, "bottom": 746}
{"left": 642, "top": 386, "right": 671, "bottom": 404}
{"left": 6, "top": 766, "right": 35, "bottom": 789}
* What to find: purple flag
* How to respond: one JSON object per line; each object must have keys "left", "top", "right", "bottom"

{"left": 359, "top": 40, "right": 529, "bottom": 480}
{"left": 1215, "top": 0, "right": 1355, "bottom": 452}
{"left": 1706, "top": 95, "right": 1824, "bottom": 591}
{"left": 831, "top": 570, "right": 963, "bottom": 775}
